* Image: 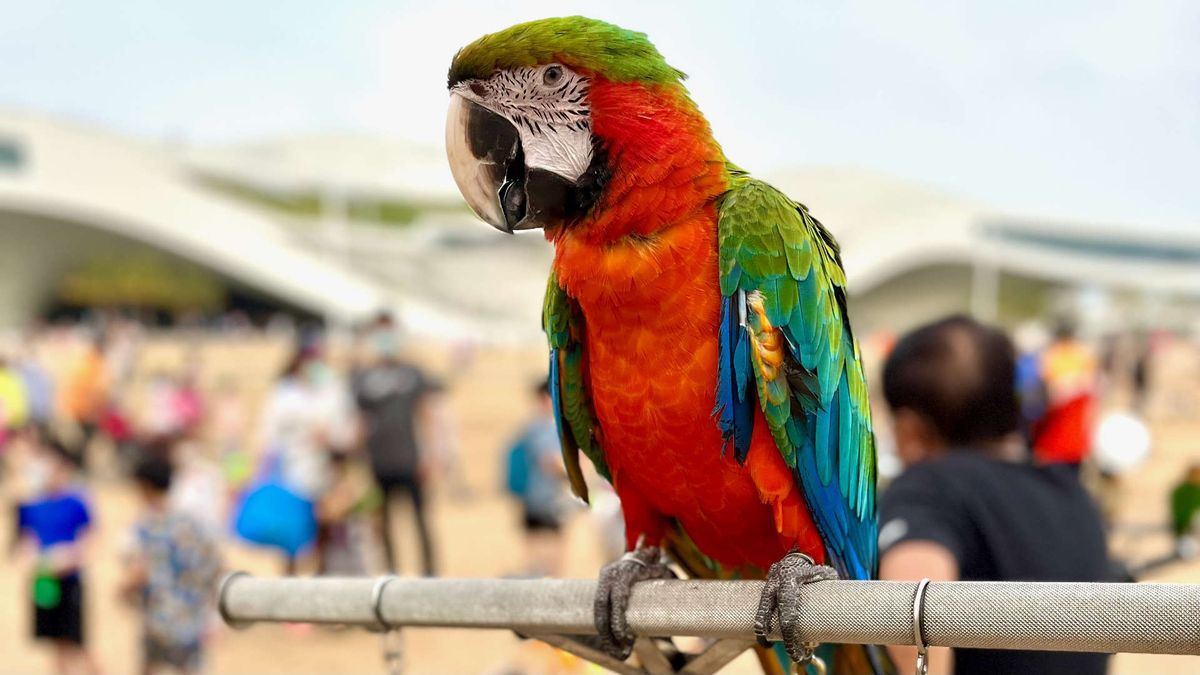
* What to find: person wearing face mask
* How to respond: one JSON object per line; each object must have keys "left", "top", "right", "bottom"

{"left": 351, "top": 315, "right": 440, "bottom": 576}
{"left": 252, "top": 343, "right": 354, "bottom": 574}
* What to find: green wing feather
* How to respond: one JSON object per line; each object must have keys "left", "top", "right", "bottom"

{"left": 717, "top": 166, "right": 877, "bottom": 578}
{"left": 543, "top": 273, "right": 609, "bottom": 503}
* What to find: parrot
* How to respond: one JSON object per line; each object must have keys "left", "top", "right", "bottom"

{"left": 445, "top": 17, "right": 883, "bottom": 674}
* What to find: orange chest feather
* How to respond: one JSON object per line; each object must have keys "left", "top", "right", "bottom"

{"left": 553, "top": 210, "right": 722, "bottom": 463}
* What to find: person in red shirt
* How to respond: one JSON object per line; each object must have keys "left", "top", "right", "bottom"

{"left": 1033, "top": 321, "right": 1098, "bottom": 466}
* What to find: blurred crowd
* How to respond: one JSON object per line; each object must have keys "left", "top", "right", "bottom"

{"left": 0, "top": 311, "right": 611, "bottom": 675}
{"left": 1, "top": 309, "right": 1198, "bottom": 675}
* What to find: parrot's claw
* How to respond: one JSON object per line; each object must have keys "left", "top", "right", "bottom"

{"left": 591, "top": 546, "right": 675, "bottom": 660}
{"left": 754, "top": 551, "right": 839, "bottom": 665}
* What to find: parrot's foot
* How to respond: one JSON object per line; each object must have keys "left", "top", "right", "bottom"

{"left": 590, "top": 546, "right": 674, "bottom": 660}
{"left": 754, "top": 551, "right": 839, "bottom": 665}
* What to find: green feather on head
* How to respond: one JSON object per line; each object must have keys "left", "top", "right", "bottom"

{"left": 448, "top": 16, "right": 686, "bottom": 86}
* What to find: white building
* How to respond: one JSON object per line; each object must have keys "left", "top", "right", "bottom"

{"left": 0, "top": 110, "right": 388, "bottom": 327}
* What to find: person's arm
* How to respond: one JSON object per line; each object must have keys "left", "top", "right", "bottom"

{"left": 9, "top": 505, "right": 34, "bottom": 567}
{"left": 877, "top": 465, "right": 970, "bottom": 675}
{"left": 413, "top": 371, "right": 445, "bottom": 479}
{"left": 415, "top": 394, "right": 441, "bottom": 480}
{"left": 879, "top": 541, "right": 959, "bottom": 674}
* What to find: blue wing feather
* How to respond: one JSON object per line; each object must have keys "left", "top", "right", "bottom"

{"left": 548, "top": 350, "right": 565, "bottom": 441}
{"left": 714, "top": 295, "right": 755, "bottom": 463}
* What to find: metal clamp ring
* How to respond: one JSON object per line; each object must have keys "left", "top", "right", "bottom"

{"left": 216, "top": 571, "right": 251, "bottom": 629}
{"left": 371, "top": 575, "right": 400, "bottom": 632}
{"left": 912, "top": 578, "right": 932, "bottom": 675}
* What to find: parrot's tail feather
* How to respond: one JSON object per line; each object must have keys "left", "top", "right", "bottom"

{"left": 756, "top": 642, "right": 895, "bottom": 675}
{"left": 754, "top": 644, "right": 789, "bottom": 675}
{"left": 832, "top": 643, "right": 895, "bottom": 675}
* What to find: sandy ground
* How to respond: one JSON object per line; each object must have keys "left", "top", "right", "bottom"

{"left": 1, "top": 337, "right": 1197, "bottom": 674}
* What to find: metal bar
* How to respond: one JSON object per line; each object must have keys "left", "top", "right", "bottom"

{"left": 218, "top": 575, "right": 1200, "bottom": 655}
{"left": 633, "top": 638, "right": 677, "bottom": 675}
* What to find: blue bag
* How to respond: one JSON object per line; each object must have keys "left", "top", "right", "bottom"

{"left": 232, "top": 454, "right": 317, "bottom": 556}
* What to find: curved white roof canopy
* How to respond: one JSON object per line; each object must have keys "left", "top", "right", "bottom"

{"left": 0, "top": 110, "right": 387, "bottom": 324}
{"left": 770, "top": 168, "right": 1200, "bottom": 297}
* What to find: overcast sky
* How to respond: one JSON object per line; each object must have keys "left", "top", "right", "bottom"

{"left": 3, "top": 1, "right": 1197, "bottom": 227}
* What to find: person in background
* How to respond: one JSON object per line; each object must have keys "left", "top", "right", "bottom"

{"left": 1170, "top": 464, "right": 1200, "bottom": 541}
{"left": 256, "top": 345, "right": 349, "bottom": 573}
{"left": 142, "top": 372, "right": 196, "bottom": 440}
{"left": 316, "top": 449, "right": 379, "bottom": 575}
{"left": 1011, "top": 321, "right": 1049, "bottom": 444}
{"left": 164, "top": 435, "right": 227, "bottom": 538}
{"left": 878, "top": 315, "right": 1112, "bottom": 675}
{"left": 60, "top": 336, "right": 110, "bottom": 463}
{"left": 15, "top": 340, "right": 54, "bottom": 436}
{"left": 1033, "top": 319, "right": 1098, "bottom": 467}
{"left": 120, "top": 453, "right": 222, "bottom": 675}
{"left": 13, "top": 437, "right": 100, "bottom": 675}
{"left": 1131, "top": 334, "right": 1153, "bottom": 414}
{"left": 0, "top": 352, "right": 30, "bottom": 444}
{"left": 170, "top": 371, "right": 205, "bottom": 440}
{"left": 352, "top": 317, "right": 439, "bottom": 576}
{"left": 210, "top": 376, "right": 251, "bottom": 487}
{"left": 101, "top": 318, "right": 142, "bottom": 393}
{"left": 505, "top": 379, "right": 570, "bottom": 577}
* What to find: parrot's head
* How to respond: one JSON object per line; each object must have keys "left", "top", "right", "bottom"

{"left": 446, "top": 16, "right": 716, "bottom": 236}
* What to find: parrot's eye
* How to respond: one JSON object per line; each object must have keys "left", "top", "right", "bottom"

{"left": 542, "top": 65, "right": 563, "bottom": 86}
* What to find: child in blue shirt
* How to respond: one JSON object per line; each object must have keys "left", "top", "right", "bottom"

{"left": 15, "top": 438, "right": 100, "bottom": 675}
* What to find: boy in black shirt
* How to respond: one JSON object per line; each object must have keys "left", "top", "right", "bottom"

{"left": 879, "top": 315, "right": 1112, "bottom": 675}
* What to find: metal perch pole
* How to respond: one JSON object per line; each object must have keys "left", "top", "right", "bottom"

{"left": 218, "top": 574, "right": 1200, "bottom": 674}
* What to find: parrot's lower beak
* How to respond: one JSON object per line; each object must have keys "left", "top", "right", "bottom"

{"left": 446, "top": 93, "right": 529, "bottom": 233}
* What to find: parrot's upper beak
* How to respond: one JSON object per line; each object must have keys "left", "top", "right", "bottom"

{"left": 446, "top": 92, "right": 529, "bottom": 233}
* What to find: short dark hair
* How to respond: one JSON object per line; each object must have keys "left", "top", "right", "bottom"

{"left": 133, "top": 454, "right": 173, "bottom": 493}
{"left": 882, "top": 314, "right": 1020, "bottom": 447}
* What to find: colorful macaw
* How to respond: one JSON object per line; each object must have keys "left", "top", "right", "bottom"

{"left": 445, "top": 17, "right": 881, "bottom": 674}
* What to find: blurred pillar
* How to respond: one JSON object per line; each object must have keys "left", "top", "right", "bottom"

{"left": 971, "top": 257, "right": 999, "bottom": 323}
